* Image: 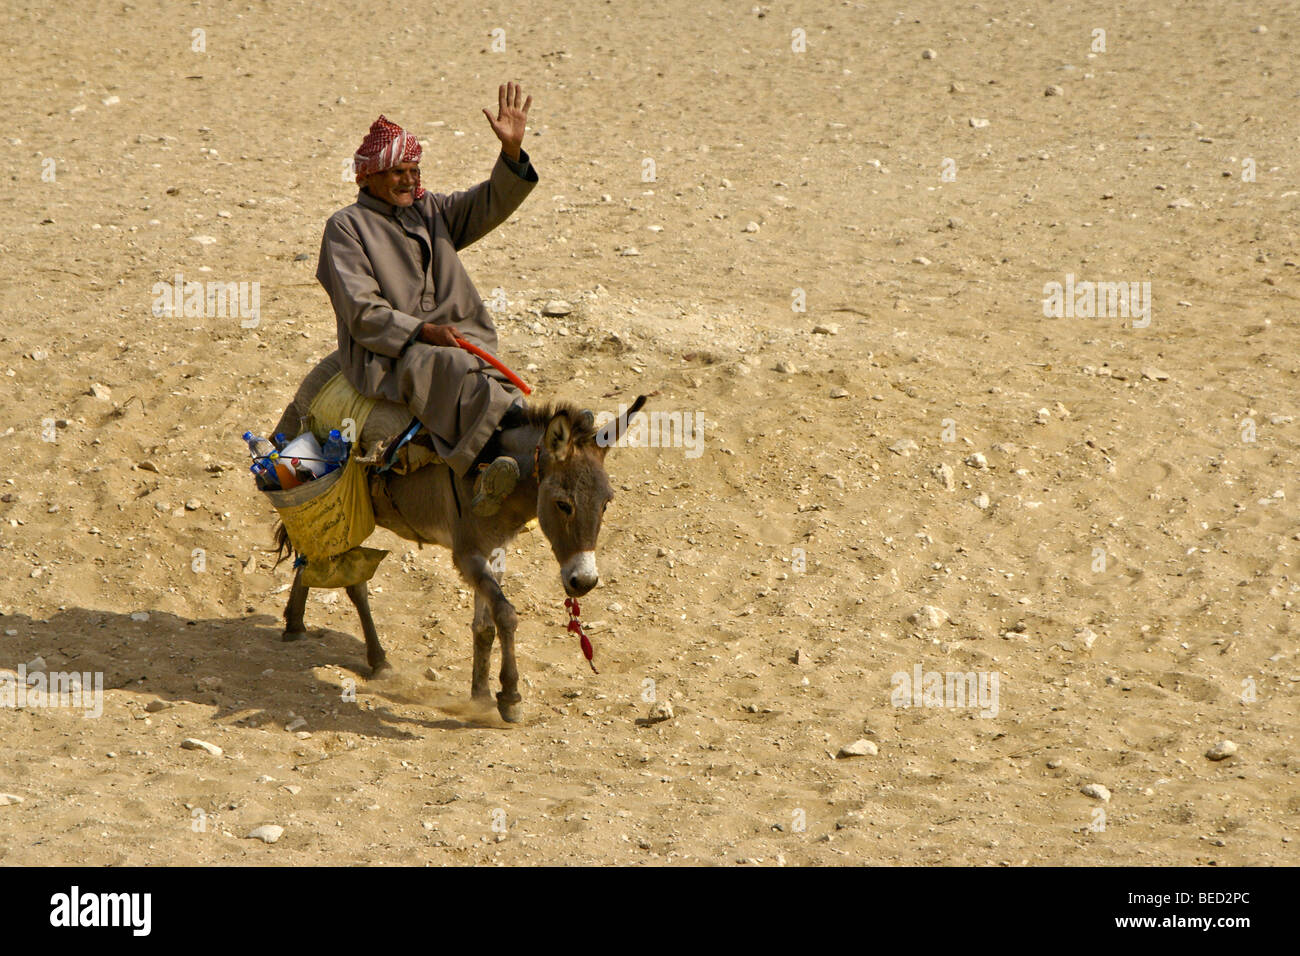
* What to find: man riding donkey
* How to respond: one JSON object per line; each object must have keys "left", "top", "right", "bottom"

{"left": 317, "top": 82, "right": 537, "bottom": 516}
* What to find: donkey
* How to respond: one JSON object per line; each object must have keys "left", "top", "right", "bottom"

{"left": 269, "top": 357, "right": 646, "bottom": 723}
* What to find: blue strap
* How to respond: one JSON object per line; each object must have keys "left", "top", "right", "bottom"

{"left": 376, "top": 419, "right": 423, "bottom": 474}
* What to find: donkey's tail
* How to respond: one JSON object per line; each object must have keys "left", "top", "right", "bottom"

{"left": 272, "top": 520, "right": 295, "bottom": 568}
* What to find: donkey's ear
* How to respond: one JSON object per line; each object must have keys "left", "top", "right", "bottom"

{"left": 595, "top": 395, "right": 648, "bottom": 452}
{"left": 544, "top": 412, "right": 574, "bottom": 462}
{"left": 578, "top": 409, "right": 595, "bottom": 432}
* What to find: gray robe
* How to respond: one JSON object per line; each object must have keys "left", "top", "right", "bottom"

{"left": 316, "top": 148, "right": 538, "bottom": 476}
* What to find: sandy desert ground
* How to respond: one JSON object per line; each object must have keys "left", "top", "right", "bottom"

{"left": 0, "top": 0, "right": 1297, "bottom": 865}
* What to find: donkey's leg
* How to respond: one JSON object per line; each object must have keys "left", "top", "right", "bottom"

{"left": 282, "top": 566, "right": 309, "bottom": 642}
{"left": 345, "top": 581, "right": 392, "bottom": 677}
{"left": 471, "top": 590, "right": 496, "bottom": 701}
{"left": 456, "top": 553, "right": 521, "bottom": 722}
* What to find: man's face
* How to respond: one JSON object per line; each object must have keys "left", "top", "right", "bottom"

{"left": 364, "top": 161, "right": 420, "bottom": 206}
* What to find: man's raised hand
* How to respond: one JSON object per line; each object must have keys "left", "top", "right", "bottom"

{"left": 482, "top": 82, "right": 531, "bottom": 161}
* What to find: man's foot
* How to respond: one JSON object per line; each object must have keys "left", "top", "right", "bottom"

{"left": 471, "top": 456, "right": 520, "bottom": 516}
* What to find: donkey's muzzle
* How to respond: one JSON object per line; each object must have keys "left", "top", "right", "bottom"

{"left": 561, "top": 551, "right": 599, "bottom": 597}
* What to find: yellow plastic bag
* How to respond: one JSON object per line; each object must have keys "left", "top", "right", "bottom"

{"left": 300, "top": 545, "right": 389, "bottom": 589}
{"left": 266, "top": 451, "right": 375, "bottom": 563}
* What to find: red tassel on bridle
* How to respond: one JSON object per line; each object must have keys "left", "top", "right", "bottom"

{"left": 564, "top": 597, "right": 598, "bottom": 674}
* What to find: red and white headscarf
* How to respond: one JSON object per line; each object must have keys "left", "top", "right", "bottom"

{"left": 353, "top": 115, "right": 424, "bottom": 199}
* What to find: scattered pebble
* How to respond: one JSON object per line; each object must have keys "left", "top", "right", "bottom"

{"left": 811, "top": 324, "right": 839, "bottom": 335}
{"left": 965, "top": 452, "right": 988, "bottom": 469}
{"left": 910, "top": 605, "right": 949, "bottom": 628}
{"left": 973, "top": 493, "right": 990, "bottom": 509}
{"left": 1205, "top": 740, "right": 1237, "bottom": 761}
{"left": 0, "top": 794, "right": 24, "bottom": 806}
{"left": 89, "top": 383, "right": 111, "bottom": 401}
{"left": 284, "top": 716, "right": 308, "bottom": 733}
{"left": 933, "top": 463, "right": 955, "bottom": 490}
{"left": 969, "top": 117, "right": 990, "bottom": 128}
{"left": 145, "top": 699, "right": 171, "bottom": 713}
{"left": 743, "top": 221, "right": 760, "bottom": 233}
{"left": 647, "top": 700, "right": 674, "bottom": 722}
{"left": 837, "top": 739, "right": 879, "bottom": 758}
{"left": 890, "top": 439, "right": 919, "bottom": 456}
{"left": 829, "top": 387, "right": 849, "bottom": 399}
{"left": 423, "top": 667, "right": 441, "bottom": 682}
{"left": 921, "top": 48, "right": 936, "bottom": 59}
{"left": 542, "top": 300, "right": 573, "bottom": 316}
{"left": 1045, "top": 85, "right": 1063, "bottom": 96}
{"left": 181, "top": 738, "right": 222, "bottom": 757}
{"left": 247, "top": 824, "right": 284, "bottom": 844}
{"left": 1081, "top": 783, "right": 1111, "bottom": 802}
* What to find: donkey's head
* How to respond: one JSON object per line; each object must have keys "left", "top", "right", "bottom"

{"left": 534, "top": 395, "right": 647, "bottom": 597}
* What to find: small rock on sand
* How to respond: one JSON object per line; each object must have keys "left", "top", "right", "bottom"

{"left": 247, "top": 824, "right": 284, "bottom": 844}
{"left": 933, "top": 463, "right": 955, "bottom": 490}
{"left": 837, "top": 739, "right": 878, "bottom": 758}
{"left": 910, "top": 605, "right": 949, "bottom": 628}
{"left": 181, "top": 738, "right": 222, "bottom": 757}
{"left": 1081, "top": 783, "right": 1111, "bottom": 802}
{"left": 89, "top": 383, "right": 111, "bottom": 401}
{"left": 542, "top": 300, "right": 572, "bottom": 316}
{"left": 0, "top": 794, "right": 25, "bottom": 806}
{"left": 966, "top": 452, "right": 988, "bottom": 469}
{"left": 647, "top": 700, "right": 674, "bottom": 722}
{"left": 1205, "top": 740, "right": 1237, "bottom": 761}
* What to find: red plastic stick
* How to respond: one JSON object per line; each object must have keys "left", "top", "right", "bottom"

{"left": 454, "top": 335, "right": 532, "bottom": 395}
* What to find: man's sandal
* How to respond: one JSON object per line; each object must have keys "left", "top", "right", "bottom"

{"left": 471, "top": 456, "right": 520, "bottom": 516}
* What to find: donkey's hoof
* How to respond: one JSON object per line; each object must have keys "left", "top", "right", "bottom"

{"left": 497, "top": 693, "right": 523, "bottom": 723}
{"left": 370, "top": 661, "right": 395, "bottom": 680}
{"left": 281, "top": 630, "right": 307, "bottom": 643}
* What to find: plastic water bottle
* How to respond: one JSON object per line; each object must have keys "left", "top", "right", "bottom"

{"left": 273, "top": 432, "right": 289, "bottom": 450}
{"left": 291, "top": 458, "right": 314, "bottom": 483}
{"left": 242, "top": 431, "right": 276, "bottom": 459}
{"left": 322, "top": 429, "right": 348, "bottom": 471}
{"left": 251, "top": 461, "right": 280, "bottom": 491}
